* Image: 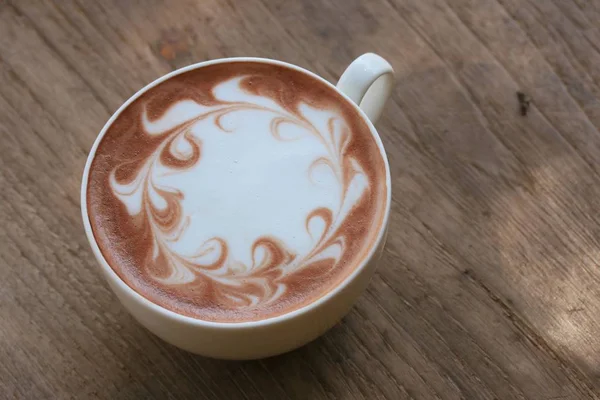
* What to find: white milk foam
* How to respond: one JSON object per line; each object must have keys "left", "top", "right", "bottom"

{"left": 109, "top": 77, "right": 369, "bottom": 305}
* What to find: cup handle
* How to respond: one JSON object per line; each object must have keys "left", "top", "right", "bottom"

{"left": 336, "top": 53, "right": 395, "bottom": 124}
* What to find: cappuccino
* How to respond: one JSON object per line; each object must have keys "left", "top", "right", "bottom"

{"left": 86, "top": 61, "right": 387, "bottom": 322}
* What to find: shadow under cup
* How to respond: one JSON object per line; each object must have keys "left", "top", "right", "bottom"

{"left": 81, "top": 57, "right": 391, "bottom": 359}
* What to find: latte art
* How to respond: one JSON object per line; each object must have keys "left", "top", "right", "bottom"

{"left": 110, "top": 76, "right": 368, "bottom": 307}
{"left": 87, "top": 62, "right": 387, "bottom": 322}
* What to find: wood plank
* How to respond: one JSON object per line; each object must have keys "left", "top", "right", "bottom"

{"left": 389, "top": 0, "right": 600, "bottom": 379}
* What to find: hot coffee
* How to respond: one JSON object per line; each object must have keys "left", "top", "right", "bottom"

{"left": 86, "top": 61, "right": 388, "bottom": 323}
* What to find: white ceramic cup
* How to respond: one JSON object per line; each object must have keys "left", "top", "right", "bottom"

{"left": 81, "top": 53, "right": 394, "bottom": 360}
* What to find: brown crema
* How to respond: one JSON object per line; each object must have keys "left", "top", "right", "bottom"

{"left": 87, "top": 61, "right": 388, "bottom": 323}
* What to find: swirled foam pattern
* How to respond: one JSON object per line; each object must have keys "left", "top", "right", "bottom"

{"left": 87, "top": 62, "right": 388, "bottom": 322}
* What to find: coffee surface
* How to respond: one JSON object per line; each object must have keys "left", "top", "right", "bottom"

{"left": 86, "top": 61, "right": 388, "bottom": 322}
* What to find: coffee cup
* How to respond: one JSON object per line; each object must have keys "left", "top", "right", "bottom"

{"left": 81, "top": 54, "right": 393, "bottom": 359}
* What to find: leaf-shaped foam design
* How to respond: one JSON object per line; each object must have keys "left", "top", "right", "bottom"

{"left": 169, "top": 131, "right": 194, "bottom": 159}
{"left": 306, "top": 208, "right": 333, "bottom": 242}
{"left": 109, "top": 158, "right": 152, "bottom": 216}
{"left": 155, "top": 248, "right": 197, "bottom": 285}
{"left": 337, "top": 158, "right": 368, "bottom": 226}
{"left": 308, "top": 157, "right": 337, "bottom": 186}
{"left": 212, "top": 77, "right": 287, "bottom": 114}
{"left": 143, "top": 100, "right": 215, "bottom": 135}
{"left": 270, "top": 117, "right": 307, "bottom": 141}
{"left": 307, "top": 238, "right": 345, "bottom": 265}
{"left": 187, "top": 238, "right": 226, "bottom": 269}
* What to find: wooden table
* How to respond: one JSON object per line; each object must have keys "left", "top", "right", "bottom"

{"left": 2, "top": 1, "right": 600, "bottom": 398}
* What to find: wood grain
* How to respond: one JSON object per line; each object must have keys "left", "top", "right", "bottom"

{"left": 1, "top": 0, "right": 600, "bottom": 398}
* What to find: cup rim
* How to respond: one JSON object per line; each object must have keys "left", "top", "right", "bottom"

{"left": 81, "top": 56, "right": 392, "bottom": 329}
